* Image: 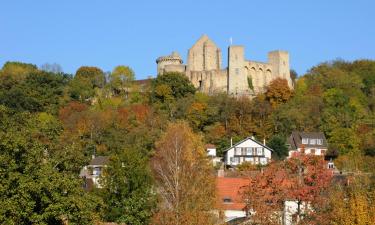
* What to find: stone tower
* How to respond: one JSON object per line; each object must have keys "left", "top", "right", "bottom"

{"left": 228, "top": 45, "right": 245, "bottom": 95}
{"left": 156, "top": 51, "right": 184, "bottom": 75}
{"left": 187, "top": 35, "right": 222, "bottom": 72}
{"left": 268, "top": 50, "right": 292, "bottom": 88}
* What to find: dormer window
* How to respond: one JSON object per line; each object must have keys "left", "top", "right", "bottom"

{"left": 223, "top": 197, "right": 232, "bottom": 203}
{"left": 317, "top": 139, "right": 323, "bottom": 145}
{"left": 309, "top": 139, "right": 316, "bottom": 145}
{"left": 302, "top": 138, "right": 308, "bottom": 144}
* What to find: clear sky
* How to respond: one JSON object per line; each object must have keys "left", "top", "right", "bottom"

{"left": 1, "top": 0, "right": 374, "bottom": 79}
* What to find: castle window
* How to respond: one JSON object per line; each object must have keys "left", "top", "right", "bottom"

{"left": 235, "top": 68, "right": 239, "bottom": 75}
{"left": 199, "top": 80, "right": 202, "bottom": 89}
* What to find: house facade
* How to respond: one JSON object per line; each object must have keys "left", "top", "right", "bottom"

{"left": 223, "top": 137, "right": 273, "bottom": 167}
{"left": 79, "top": 156, "right": 109, "bottom": 190}
{"left": 287, "top": 131, "right": 328, "bottom": 158}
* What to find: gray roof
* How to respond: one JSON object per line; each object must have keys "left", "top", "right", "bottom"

{"left": 89, "top": 156, "right": 109, "bottom": 166}
{"left": 288, "top": 131, "right": 328, "bottom": 150}
{"left": 223, "top": 137, "right": 274, "bottom": 153}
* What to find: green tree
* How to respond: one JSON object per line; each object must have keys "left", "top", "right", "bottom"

{"left": 267, "top": 135, "right": 289, "bottom": 160}
{"left": 110, "top": 65, "right": 135, "bottom": 98}
{"left": 0, "top": 106, "right": 101, "bottom": 225}
{"left": 70, "top": 66, "right": 105, "bottom": 101}
{"left": 100, "top": 149, "right": 156, "bottom": 224}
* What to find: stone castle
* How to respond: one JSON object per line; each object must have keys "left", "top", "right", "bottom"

{"left": 156, "top": 35, "right": 293, "bottom": 96}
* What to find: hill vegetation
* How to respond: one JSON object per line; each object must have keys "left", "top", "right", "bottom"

{"left": 0, "top": 60, "right": 374, "bottom": 224}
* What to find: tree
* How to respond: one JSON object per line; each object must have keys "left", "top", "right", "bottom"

{"left": 267, "top": 135, "right": 289, "bottom": 160}
{"left": 0, "top": 106, "right": 101, "bottom": 224}
{"left": 152, "top": 122, "right": 216, "bottom": 225}
{"left": 152, "top": 72, "right": 196, "bottom": 101}
{"left": 70, "top": 66, "right": 105, "bottom": 101}
{"left": 110, "top": 65, "right": 135, "bottom": 98}
{"left": 265, "top": 78, "right": 293, "bottom": 108}
{"left": 0, "top": 71, "right": 71, "bottom": 113}
{"left": 100, "top": 149, "right": 156, "bottom": 225}
{"left": 243, "top": 155, "right": 332, "bottom": 224}
{"left": 40, "top": 63, "right": 63, "bottom": 73}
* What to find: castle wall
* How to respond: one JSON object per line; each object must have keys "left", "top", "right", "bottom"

{"left": 164, "top": 64, "right": 186, "bottom": 73}
{"left": 187, "top": 69, "right": 227, "bottom": 94}
{"left": 156, "top": 35, "right": 293, "bottom": 97}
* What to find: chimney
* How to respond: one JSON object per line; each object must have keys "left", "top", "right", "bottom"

{"left": 230, "top": 138, "right": 233, "bottom": 147}
{"left": 263, "top": 138, "right": 266, "bottom": 145}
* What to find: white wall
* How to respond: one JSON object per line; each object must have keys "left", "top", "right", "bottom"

{"left": 225, "top": 139, "right": 272, "bottom": 166}
{"left": 224, "top": 210, "right": 246, "bottom": 222}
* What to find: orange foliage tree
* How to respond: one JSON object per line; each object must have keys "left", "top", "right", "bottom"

{"left": 242, "top": 155, "right": 332, "bottom": 224}
{"left": 151, "top": 121, "right": 217, "bottom": 225}
{"left": 265, "top": 78, "right": 293, "bottom": 108}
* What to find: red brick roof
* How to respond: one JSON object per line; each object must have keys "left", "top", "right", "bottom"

{"left": 216, "top": 177, "right": 250, "bottom": 211}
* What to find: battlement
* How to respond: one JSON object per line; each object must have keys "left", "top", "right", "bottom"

{"left": 156, "top": 51, "right": 183, "bottom": 64}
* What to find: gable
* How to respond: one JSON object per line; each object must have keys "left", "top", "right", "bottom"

{"left": 223, "top": 137, "right": 274, "bottom": 153}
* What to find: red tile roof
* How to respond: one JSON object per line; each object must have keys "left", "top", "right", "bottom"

{"left": 216, "top": 177, "right": 250, "bottom": 211}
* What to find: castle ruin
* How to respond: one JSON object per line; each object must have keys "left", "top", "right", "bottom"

{"left": 156, "top": 35, "right": 293, "bottom": 96}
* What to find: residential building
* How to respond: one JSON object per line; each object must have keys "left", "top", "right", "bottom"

{"left": 287, "top": 131, "right": 328, "bottom": 158}
{"left": 80, "top": 156, "right": 109, "bottom": 190}
{"left": 216, "top": 177, "right": 250, "bottom": 222}
{"left": 223, "top": 137, "right": 273, "bottom": 167}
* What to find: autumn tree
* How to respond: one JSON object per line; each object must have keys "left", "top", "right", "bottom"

{"left": 265, "top": 78, "right": 293, "bottom": 108}
{"left": 152, "top": 122, "right": 216, "bottom": 225}
{"left": 243, "top": 155, "right": 332, "bottom": 224}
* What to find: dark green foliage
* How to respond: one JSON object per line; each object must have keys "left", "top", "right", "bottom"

{"left": 267, "top": 135, "right": 289, "bottom": 160}
{"left": 0, "top": 71, "right": 71, "bottom": 114}
{"left": 69, "top": 66, "right": 106, "bottom": 101}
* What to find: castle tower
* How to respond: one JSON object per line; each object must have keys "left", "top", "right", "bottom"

{"left": 268, "top": 50, "right": 292, "bottom": 88}
{"left": 187, "top": 35, "right": 221, "bottom": 72}
{"left": 156, "top": 51, "right": 184, "bottom": 75}
{"left": 228, "top": 45, "right": 246, "bottom": 95}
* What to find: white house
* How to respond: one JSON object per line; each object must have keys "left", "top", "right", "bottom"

{"left": 206, "top": 144, "right": 223, "bottom": 166}
{"left": 79, "top": 156, "right": 109, "bottom": 190}
{"left": 287, "top": 131, "right": 328, "bottom": 158}
{"left": 223, "top": 137, "right": 273, "bottom": 167}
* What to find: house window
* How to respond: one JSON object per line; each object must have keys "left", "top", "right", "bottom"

{"left": 246, "top": 147, "right": 252, "bottom": 155}
{"left": 257, "top": 148, "right": 263, "bottom": 155}
{"left": 260, "top": 158, "right": 267, "bottom": 165}
{"left": 302, "top": 138, "right": 309, "bottom": 144}
{"left": 317, "top": 139, "right": 323, "bottom": 145}
{"left": 321, "top": 150, "right": 326, "bottom": 155}
{"left": 92, "top": 167, "right": 101, "bottom": 176}
{"left": 310, "top": 149, "right": 316, "bottom": 154}
{"left": 309, "top": 139, "right": 316, "bottom": 145}
{"left": 242, "top": 148, "right": 247, "bottom": 155}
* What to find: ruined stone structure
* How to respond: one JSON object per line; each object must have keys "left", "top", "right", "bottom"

{"left": 156, "top": 35, "right": 293, "bottom": 96}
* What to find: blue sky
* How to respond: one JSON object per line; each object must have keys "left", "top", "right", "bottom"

{"left": 1, "top": 0, "right": 374, "bottom": 79}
